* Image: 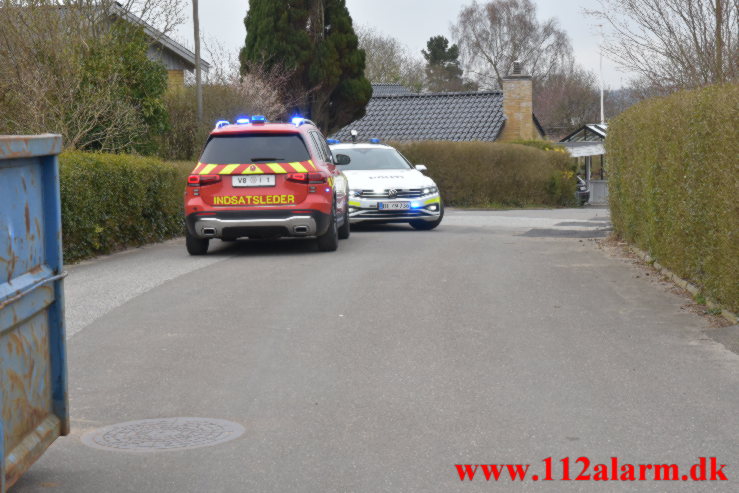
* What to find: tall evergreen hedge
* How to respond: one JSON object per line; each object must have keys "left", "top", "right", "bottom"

{"left": 607, "top": 83, "right": 738, "bottom": 312}
{"left": 60, "top": 152, "right": 191, "bottom": 262}
{"left": 240, "top": 0, "right": 371, "bottom": 133}
{"left": 395, "top": 141, "right": 576, "bottom": 208}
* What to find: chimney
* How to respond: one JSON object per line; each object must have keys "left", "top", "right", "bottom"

{"left": 500, "top": 61, "right": 537, "bottom": 141}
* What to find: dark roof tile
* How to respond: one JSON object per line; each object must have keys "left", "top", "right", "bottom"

{"left": 371, "top": 83, "right": 415, "bottom": 96}
{"left": 333, "top": 90, "right": 506, "bottom": 143}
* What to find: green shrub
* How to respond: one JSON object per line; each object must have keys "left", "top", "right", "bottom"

{"left": 607, "top": 83, "right": 738, "bottom": 312}
{"left": 60, "top": 152, "right": 194, "bottom": 262}
{"left": 394, "top": 141, "right": 577, "bottom": 208}
{"left": 509, "top": 140, "right": 567, "bottom": 152}
{"left": 0, "top": 12, "right": 168, "bottom": 155}
{"left": 159, "top": 89, "right": 199, "bottom": 161}
{"left": 158, "top": 80, "right": 287, "bottom": 161}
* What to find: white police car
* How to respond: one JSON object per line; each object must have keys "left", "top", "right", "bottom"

{"left": 328, "top": 139, "right": 443, "bottom": 230}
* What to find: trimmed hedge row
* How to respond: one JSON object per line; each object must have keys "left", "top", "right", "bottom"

{"left": 60, "top": 152, "right": 193, "bottom": 262}
{"left": 394, "top": 141, "right": 576, "bottom": 208}
{"left": 58, "top": 142, "right": 575, "bottom": 262}
{"left": 607, "top": 83, "right": 738, "bottom": 312}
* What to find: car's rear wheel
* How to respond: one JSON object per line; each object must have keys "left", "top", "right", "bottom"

{"left": 409, "top": 200, "right": 444, "bottom": 231}
{"left": 186, "top": 231, "right": 209, "bottom": 255}
{"left": 317, "top": 207, "right": 339, "bottom": 251}
{"left": 338, "top": 208, "right": 351, "bottom": 240}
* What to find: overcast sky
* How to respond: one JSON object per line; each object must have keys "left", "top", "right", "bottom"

{"left": 175, "top": 0, "right": 633, "bottom": 88}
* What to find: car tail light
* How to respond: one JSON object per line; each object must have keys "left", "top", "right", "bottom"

{"left": 286, "top": 173, "right": 307, "bottom": 183}
{"left": 188, "top": 174, "right": 221, "bottom": 186}
{"left": 287, "top": 172, "right": 326, "bottom": 184}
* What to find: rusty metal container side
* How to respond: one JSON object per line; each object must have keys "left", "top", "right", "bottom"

{"left": 0, "top": 135, "right": 69, "bottom": 492}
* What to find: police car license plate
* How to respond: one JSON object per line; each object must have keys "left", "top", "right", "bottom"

{"left": 232, "top": 175, "right": 275, "bottom": 187}
{"left": 379, "top": 202, "right": 410, "bottom": 210}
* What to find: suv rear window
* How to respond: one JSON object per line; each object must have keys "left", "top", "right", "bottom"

{"left": 199, "top": 134, "right": 311, "bottom": 164}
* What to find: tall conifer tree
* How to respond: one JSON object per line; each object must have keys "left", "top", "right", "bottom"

{"left": 240, "top": 0, "right": 370, "bottom": 133}
{"left": 422, "top": 35, "right": 470, "bottom": 92}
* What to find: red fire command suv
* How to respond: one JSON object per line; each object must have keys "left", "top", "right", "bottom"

{"left": 184, "top": 116, "right": 351, "bottom": 255}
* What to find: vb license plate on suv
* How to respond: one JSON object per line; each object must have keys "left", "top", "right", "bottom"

{"left": 378, "top": 202, "right": 410, "bottom": 210}
{"left": 233, "top": 175, "right": 275, "bottom": 187}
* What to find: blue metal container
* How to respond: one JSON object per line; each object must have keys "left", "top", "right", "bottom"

{"left": 0, "top": 135, "right": 69, "bottom": 491}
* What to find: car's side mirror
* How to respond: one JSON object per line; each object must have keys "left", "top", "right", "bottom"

{"left": 415, "top": 164, "right": 428, "bottom": 172}
{"left": 334, "top": 154, "right": 351, "bottom": 165}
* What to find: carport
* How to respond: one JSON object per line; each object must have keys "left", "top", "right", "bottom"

{"left": 560, "top": 124, "right": 608, "bottom": 205}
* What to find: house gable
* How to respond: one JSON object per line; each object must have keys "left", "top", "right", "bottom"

{"left": 110, "top": 2, "right": 209, "bottom": 87}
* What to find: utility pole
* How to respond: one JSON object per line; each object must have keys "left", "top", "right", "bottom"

{"left": 598, "top": 24, "right": 605, "bottom": 125}
{"left": 309, "top": 0, "right": 325, "bottom": 129}
{"left": 716, "top": 0, "right": 724, "bottom": 83}
{"left": 193, "top": 0, "right": 203, "bottom": 123}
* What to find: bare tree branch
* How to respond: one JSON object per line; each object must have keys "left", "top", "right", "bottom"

{"left": 452, "top": 0, "right": 573, "bottom": 89}
{"left": 355, "top": 25, "right": 426, "bottom": 91}
{"left": 0, "top": 0, "right": 177, "bottom": 152}
{"left": 586, "top": 0, "right": 738, "bottom": 92}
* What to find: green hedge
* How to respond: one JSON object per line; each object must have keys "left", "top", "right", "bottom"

{"left": 508, "top": 140, "right": 567, "bottom": 152}
{"left": 394, "top": 141, "right": 576, "bottom": 208}
{"left": 60, "top": 151, "right": 193, "bottom": 262}
{"left": 607, "top": 83, "right": 738, "bottom": 312}
{"left": 58, "top": 142, "right": 576, "bottom": 262}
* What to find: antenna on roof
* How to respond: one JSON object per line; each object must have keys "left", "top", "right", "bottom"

{"left": 350, "top": 129, "right": 358, "bottom": 144}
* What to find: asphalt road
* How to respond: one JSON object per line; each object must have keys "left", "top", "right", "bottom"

{"left": 15, "top": 208, "right": 739, "bottom": 492}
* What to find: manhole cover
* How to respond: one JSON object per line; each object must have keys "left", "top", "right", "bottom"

{"left": 81, "top": 417, "right": 245, "bottom": 452}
